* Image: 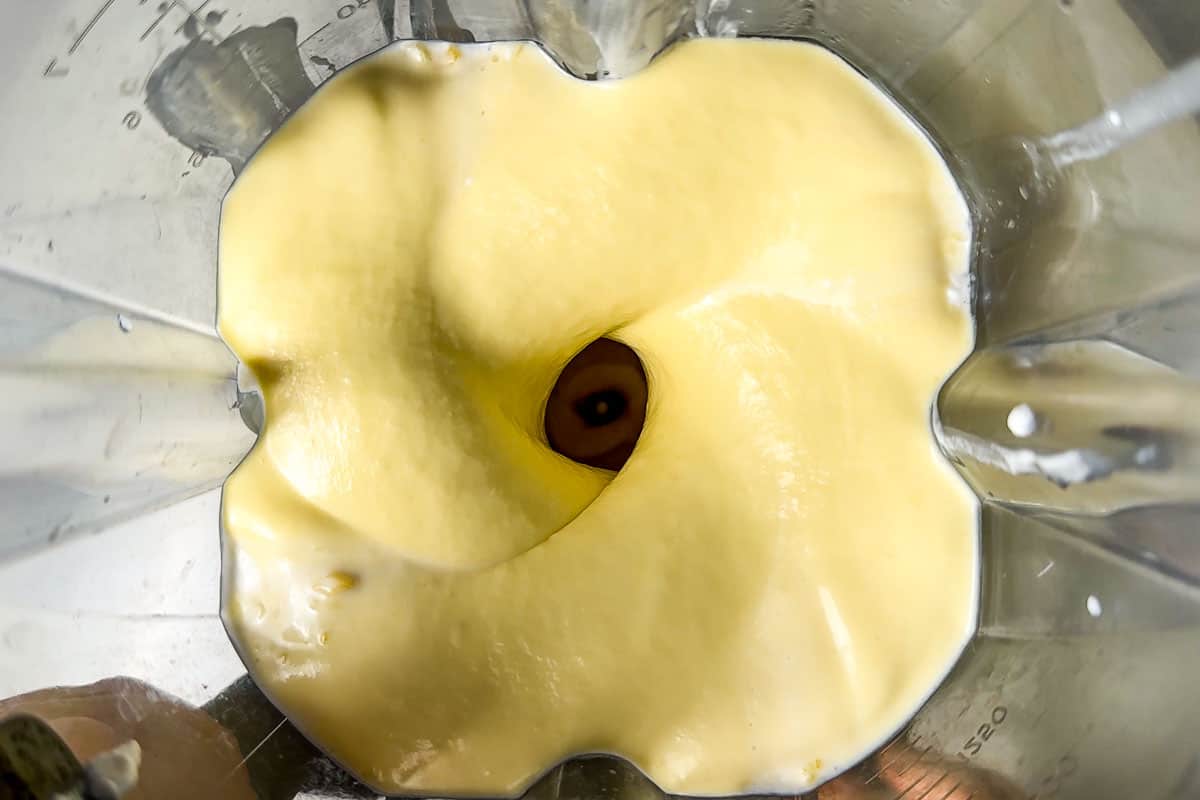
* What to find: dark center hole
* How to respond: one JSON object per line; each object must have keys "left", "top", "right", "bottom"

{"left": 574, "top": 389, "right": 628, "bottom": 428}
{"left": 544, "top": 338, "right": 648, "bottom": 472}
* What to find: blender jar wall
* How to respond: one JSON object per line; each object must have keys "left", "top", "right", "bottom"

{"left": 2, "top": 1, "right": 1199, "bottom": 799}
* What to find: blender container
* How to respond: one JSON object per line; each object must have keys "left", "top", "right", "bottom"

{"left": 2, "top": 1, "right": 1199, "bottom": 798}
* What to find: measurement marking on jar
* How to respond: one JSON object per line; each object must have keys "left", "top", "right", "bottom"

{"left": 122, "top": 110, "right": 142, "bottom": 129}
{"left": 70, "top": 0, "right": 120, "bottom": 53}
{"left": 865, "top": 736, "right": 922, "bottom": 785}
{"left": 174, "top": 0, "right": 217, "bottom": 37}
{"left": 140, "top": 0, "right": 222, "bottom": 42}
{"left": 911, "top": 770, "right": 952, "bottom": 800}
{"left": 896, "top": 744, "right": 935, "bottom": 777}
{"left": 174, "top": 0, "right": 207, "bottom": 33}
{"left": 339, "top": 0, "right": 369, "bottom": 20}
{"left": 958, "top": 705, "right": 1007, "bottom": 759}
{"left": 43, "top": 58, "right": 70, "bottom": 78}
{"left": 934, "top": 780, "right": 962, "bottom": 800}
{"left": 300, "top": 0, "right": 375, "bottom": 48}
{"left": 335, "top": 0, "right": 376, "bottom": 22}
{"left": 865, "top": 756, "right": 902, "bottom": 785}
{"left": 141, "top": 1, "right": 177, "bottom": 41}
{"left": 891, "top": 773, "right": 925, "bottom": 799}
{"left": 299, "top": 22, "right": 332, "bottom": 46}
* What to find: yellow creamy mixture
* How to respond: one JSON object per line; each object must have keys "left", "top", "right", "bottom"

{"left": 219, "top": 38, "right": 977, "bottom": 796}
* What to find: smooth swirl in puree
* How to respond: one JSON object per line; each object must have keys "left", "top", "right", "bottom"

{"left": 218, "top": 38, "right": 978, "bottom": 796}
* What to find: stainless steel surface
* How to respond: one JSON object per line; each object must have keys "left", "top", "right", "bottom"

{"left": 2, "top": 1, "right": 1199, "bottom": 799}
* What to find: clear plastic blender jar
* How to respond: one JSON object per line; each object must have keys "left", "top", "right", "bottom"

{"left": 2, "top": 1, "right": 1199, "bottom": 798}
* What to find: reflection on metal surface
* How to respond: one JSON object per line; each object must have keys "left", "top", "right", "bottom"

{"left": 204, "top": 676, "right": 369, "bottom": 800}
{"left": 939, "top": 339, "right": 1200, "bottom": 513}
{"left": 1040, "top": 57, "right": 1200, "bottom": 168}
{"left": 146, "top": 19, "right": 315, "bottom": 175}
{"left": 410, "top": 0, "right": 476, "bottom": 42}
{"left": 0, "top": 270, "right": 252, "bottom": 558}
{"left": 816, "top": 743, "right": 1025, "bottom": 800}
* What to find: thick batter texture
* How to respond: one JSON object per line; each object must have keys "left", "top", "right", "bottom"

{"left": 219, "top": 39, "right": 977, "bottom": 796}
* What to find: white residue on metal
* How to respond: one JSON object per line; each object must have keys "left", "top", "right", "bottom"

{"left": 945, "top": 268, "right": 971, "bottom": 309}
{"left": 582, "top": 0, "right": 692, "bottom": 78}
{"left": 937, "top": 425, "right": 1111, "bottom": 487}
{"left": 1042, "top": 56, "right": 1200, "bottom": 168}
{"left": 1134, "top": 444, "right": 1159, "bottom": 466}
{"left": 1006, "top": 403, "right": 1037, "bottom": 438}
{"left": 1086, "top": 594, "right": 1103, "bottom": 617}
{"left": 696, "top": 0, "right": 740, "bottom": 38}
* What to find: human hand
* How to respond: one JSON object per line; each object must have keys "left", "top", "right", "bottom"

{"left": 0, "top": 678, "right": 257, "bottom": 800}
